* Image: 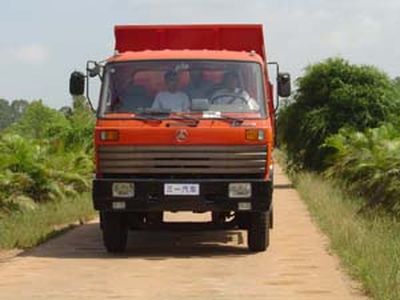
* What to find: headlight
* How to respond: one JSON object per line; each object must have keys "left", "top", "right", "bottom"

{"left": 229, "top": 183, "right": 251, "bottom": 198}
{"left": 112, "top": 182, "right": 134, "bottom": 198}
{"left": 245, "top": 129, "right": 264, "bottom": 141}
{"left": 100, "top": 130, "right": 119, "bottom": 141}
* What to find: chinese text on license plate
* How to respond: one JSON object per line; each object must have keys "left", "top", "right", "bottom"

{"left": 164, "top": 184, "right": 200, "bottom": 196}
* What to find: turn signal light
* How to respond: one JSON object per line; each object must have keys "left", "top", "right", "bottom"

{"left": 245, "top": 129, "right": 265, "bottom": 141}
{"left": 100, "top": 130, "right": 119, "bottom": 141}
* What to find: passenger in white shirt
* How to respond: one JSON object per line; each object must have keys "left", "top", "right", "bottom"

{"left": 211, "top": 72, "right": 259, "bottom": 111}
{"left": 152, "top": 70, "right": 190, "bottom": 112}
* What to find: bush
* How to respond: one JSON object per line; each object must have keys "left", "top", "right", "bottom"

{"left": 0, "top": 99, "right": 94, "bottom": 214}
{"left": 278, "top": 58, "right": 400, "bottom": 170}
{"left": 323, "top": 125, "right": 400, "bottom": 215}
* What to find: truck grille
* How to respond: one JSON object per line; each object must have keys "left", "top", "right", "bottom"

{"left": 97, "top": 145, "right": 267, "bottom": 176}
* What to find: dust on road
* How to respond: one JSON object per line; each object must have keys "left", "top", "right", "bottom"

{"left": 0, "top": 166, "right": 367, "bottom": 300}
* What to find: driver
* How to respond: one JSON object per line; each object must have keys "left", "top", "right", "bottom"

{"left": 210, "top": 72, "right": 259, "bottom": 110}
{"left": 152, "top": 70, "right": 190, "bottom": 112}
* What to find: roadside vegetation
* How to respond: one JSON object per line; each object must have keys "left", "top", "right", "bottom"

{"left": 0, "top": 193, "right": 93, "bottom": 249}
{"left": 282, "top": 164, "right": 400, "bottom": 300}
{"left": 0, "top": 97, "right": 95, "bottom": 249}
{"left": 278, "top": 58, "right": 400, "bottom": 300}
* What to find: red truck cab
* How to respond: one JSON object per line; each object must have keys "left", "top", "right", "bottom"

{"left": 69, "top": 24, "right": 291, "bottom": 253}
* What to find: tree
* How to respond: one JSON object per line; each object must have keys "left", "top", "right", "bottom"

{"left": 394, "top": 77, "right": 400, "bottom": 94}
{"left": 11, "top": 99, "right": 29, "bottom": 122}
{"left": 10, "top": 100, "right": 69, "bottom": 140}
{"left": 67, "top": 96, "right": 95, "bottom": 151}
{"left": 0, "top": 99, "right": 13, "bottom": 130}
{"left": 278, "top": 58, "right": 400, "bottom": 170}
{"left": 59, "top": 106, "right": 73, "bottom": 117}
{"left": 0, "top": 99, "right": 29, "bottom": 131}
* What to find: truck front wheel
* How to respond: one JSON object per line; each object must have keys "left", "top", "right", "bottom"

{"left": 102, "top": 212, "right": 128, "bottom": 253}
{"left": 247, "top": 212, "right": 270, "bottom": 252}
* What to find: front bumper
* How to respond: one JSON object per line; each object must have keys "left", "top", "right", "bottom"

{"left": 93, "top": 178, "right": 273, "bottom": 212}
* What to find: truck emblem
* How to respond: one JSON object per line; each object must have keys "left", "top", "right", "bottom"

{"left": 176, "top": 129, "right": 188, "bottom": 142}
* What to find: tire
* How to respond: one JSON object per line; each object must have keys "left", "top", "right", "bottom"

{"left": 99, "top": 211, "right": 104, "bottom": 230}
{"left": 102, "top": 212, "right": 128, "bottom": 253}
{"left": 235, "top": 212, "right": 250, "bottom": 229}
{"left": 269, "top": 206, "right": 274, "bottom": 229}
{"left": 247, "top": 212, "right": 270, "bottom": 252}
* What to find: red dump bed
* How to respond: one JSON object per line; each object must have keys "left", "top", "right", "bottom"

{"left": 114, "top": 24, "right": 266, "bottom": 61}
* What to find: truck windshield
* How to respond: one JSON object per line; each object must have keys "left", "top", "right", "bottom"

{"left": 99, "top": 60, "right": 266, "bottom": 118}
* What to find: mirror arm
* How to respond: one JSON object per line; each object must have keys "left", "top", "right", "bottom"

{"left": 267, "top": 61, "right": 281, "bottom": 146}
{"left": 267, "top": 61, "right": 280, "bottom": 113}
{"left": 85, "top": 61, "right": 96, "bottom": 113}
{"left": 85, "top": 73, "right": 95, "bottom": 113}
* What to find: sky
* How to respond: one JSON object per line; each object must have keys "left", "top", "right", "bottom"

{"left": 1, "top": 0, "right": 399, "bottom": 108}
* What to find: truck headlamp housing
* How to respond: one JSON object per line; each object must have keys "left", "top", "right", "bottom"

{"left": 100, "top": 130, "right": 119, "bottom": 141}
{"left": 245, "top": 129, "right": 264, "bottom": 141}
{"left": 229, "top": 183, "right": 252, "bottom": 198}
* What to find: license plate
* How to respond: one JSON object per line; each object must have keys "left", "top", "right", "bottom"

{"left": 164, "top": 184, "right": 200, "bottom": 196}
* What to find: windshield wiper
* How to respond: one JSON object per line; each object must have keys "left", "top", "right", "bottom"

{"left": 169, "top": 114, "right": 200, "bottom": 126}
{"left": 135, "top": 111, "right": 200, "bottom": 126}
{"left": 131, "top": 115, "right": 163, "bottom": 122}
{"left": 132, "top": 111, "right": 171, "bottom": 121}
{"left": 214, "top": 115, "right": 244, "bottom": 126}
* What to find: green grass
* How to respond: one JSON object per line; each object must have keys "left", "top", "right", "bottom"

{"left": 0, "top": 193, "right": 95, "bottom": 249}
{"left": 291, "top": 172, "right": 400, "bottom": 300}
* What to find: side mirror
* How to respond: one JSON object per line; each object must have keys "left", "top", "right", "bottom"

{"left": 69, "top": 71, "right": 85, "bottom": 96}
{"left": 278, "top": 73, "right": 291, "bottom": 97}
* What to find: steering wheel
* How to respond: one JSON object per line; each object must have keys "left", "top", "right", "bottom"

{"left": 209, "top": 93, "right": 248, "bottom": 105}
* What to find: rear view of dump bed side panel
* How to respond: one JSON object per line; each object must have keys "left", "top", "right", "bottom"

{"left": 114, "top": 24, "right": 266, "bottom": 61}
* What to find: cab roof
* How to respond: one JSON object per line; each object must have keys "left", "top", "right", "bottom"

{"left": 107, "top": 49, "right": 265, "bottom": 64}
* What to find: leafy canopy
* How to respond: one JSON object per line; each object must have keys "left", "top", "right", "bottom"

{"left": 0, "top": 99, "right": 29, "bottom": 130}
{"left": 0, "top": 98, "right": 94, "bottom": 214}
{"left": 278, "top": 57, "right": 400, "bottom": 170}
{"left": 324, "top": 125, "right": 400, "bottom": 215}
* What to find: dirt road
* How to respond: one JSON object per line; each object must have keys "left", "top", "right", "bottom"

{"left": 0, "top": 166, "right": 366, "bottom": 300}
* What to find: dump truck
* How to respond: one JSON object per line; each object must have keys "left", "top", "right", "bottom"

{"left": 69, "top": 24, "right": 291, "bottom": 253}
